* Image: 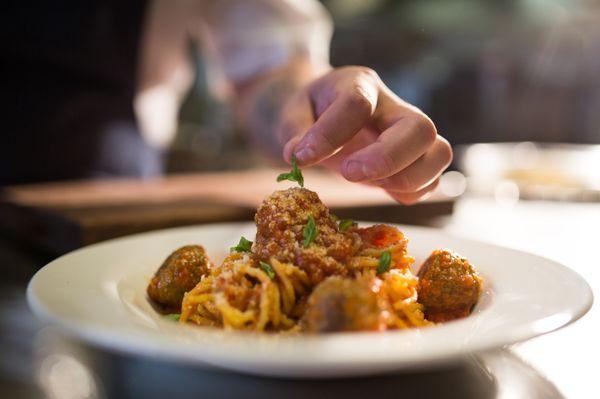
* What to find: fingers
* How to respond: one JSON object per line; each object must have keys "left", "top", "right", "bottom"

{"left": 277, "top": 66, "right": 451, "bottom": 206}
{"left": 372, "top": 136, "right": 453, "bottom": 193}
{"left": 387, "top": 178, "right": 440, "bottom": 205}
{"left": 341, "top": 112, "right": 438, "bottom": 181}
{"left": 317, "top": 127, "right": 380, "bottom": 173}
{"left": 293, "top": 90, "right": 375, "bottom": 165}
{"left": 292, "top": 69, "right": 379, "bottom": 166}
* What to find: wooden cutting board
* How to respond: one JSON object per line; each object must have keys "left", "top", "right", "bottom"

{"left": 0, "top": 168, "right": 454, "bottom": 255}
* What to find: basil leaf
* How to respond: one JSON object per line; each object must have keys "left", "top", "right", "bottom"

{"left": 164, "top": 313, "right": 180, "bottom": 322}
{"left": 276, "top": 154, "right": 304, "bottom": 188}
{"left": 303, "top": 215, "right": 317, "bottom": 248}
{"left": 339, "top": 219, "right": 357, "bottom": 231}
{"left": 259, "top": 261, "right": 276, "bottom": 280}
{"left": 377, "top": 250, "right": 392, "bottom": 275}
{"left": 231, "top": 236, "right": 253, "bottom": 253}
{"left": 276, "top": 172, "right": 294, "bottom": 183}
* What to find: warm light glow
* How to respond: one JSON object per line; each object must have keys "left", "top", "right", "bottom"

{"left": 38, "top": 354, "right": 98, "bottom": 399}
{"left": 134, "top": 86, "right": 179, "bottom": 148}
{"left": 463, "top": 143, "right": 505, "bottom": 178}
{"left": 511, "top": 141, "right": 539, "bottom": 168}
{"left": 439, "top": 171, "right": 467, "bottom": 197}
{"left": 494, "top": 180, "right": 520, "bottom": 205}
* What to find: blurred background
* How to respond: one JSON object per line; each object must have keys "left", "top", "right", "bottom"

{"left": 171, "top": 0, "right": 600, "bottom": 173}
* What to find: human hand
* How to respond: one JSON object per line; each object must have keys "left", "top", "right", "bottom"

{"left": 278, "top": 66, "right": 452, "bottom": 204}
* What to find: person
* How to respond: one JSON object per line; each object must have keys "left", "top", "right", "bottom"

{"left": 1, "top": 0, "right": 451, "bottom": 205}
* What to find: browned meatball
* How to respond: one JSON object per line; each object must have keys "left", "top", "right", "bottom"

{"left": 147, "top": 245, "right": 211, "bottom": 311}
{"left": 301, "top": 276, "right": 388, "bottom": 332}
{"left": 253, "top": 188, "right": 358, "bottom": 284}
{"left": 417, "top": 249, "right": 483, "bottom": 322}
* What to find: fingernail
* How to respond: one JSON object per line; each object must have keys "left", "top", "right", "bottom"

{"left": 344, "top": 160, "right": 369, "bottom": 181}
{"left": 295, "top": 146, "right": 316, "bottom": 164}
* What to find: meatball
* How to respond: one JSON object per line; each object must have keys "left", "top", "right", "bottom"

{"left": 301, "top": 276, "right": 388, "bottom": 332}
{"left": 253, "top": 187, "right": 357, "bottom": 284}
{"left": 147, "top": 245, "right": 211, "bottom": 310}
{"left": 417, "top": 249, "right": 483, "bottom": 322}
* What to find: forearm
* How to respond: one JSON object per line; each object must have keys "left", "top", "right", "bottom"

{"left": 234, "top": 58, "right": 330, "bottom": 160}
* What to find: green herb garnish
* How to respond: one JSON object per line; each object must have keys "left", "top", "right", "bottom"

{"left": 338, "top": 219, "right": 358, "bottom": 231}
{"left": 303, "top": 215, "right": 317, "bottom": 248}
{"left": 231, "top": 236, "right": 253, "bottom": 253}
{"left": 277, "top": 154, "right": 304, "bottom": 188}
{"left": 377, "top": 250, "right": 392, "bottom": 275}
{"left": 164, "top": 313, "right": 180, "bottom": 322}
{"left": 259, "top": 261, "right": 276, "bottom": 280}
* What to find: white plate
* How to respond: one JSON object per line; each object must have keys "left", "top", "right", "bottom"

{"left": 27, "top": 223, "right": 593, "bottom": 378}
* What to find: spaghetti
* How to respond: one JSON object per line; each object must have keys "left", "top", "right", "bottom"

{"left": 181, "top": 252, "right": 311, "bottom": 331}
{"left": 179, "top": 222, "right": 431, "bottom": 332}
{"left": 151, "top": 184, "right": 482, "bottom": 333}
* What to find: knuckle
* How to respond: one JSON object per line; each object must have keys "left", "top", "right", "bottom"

{"left": 356, "top": 66, "right": 379, "bottom": 81}
{"left": 341, "top": 66, "right": 379, "bottom": 81}
{"left": 345, "top": 86, "right": 375, "bottom": 115}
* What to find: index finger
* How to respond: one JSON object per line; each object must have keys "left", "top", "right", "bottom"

{"left": 291, "top": 82, "right": 378, "bottom": 166}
